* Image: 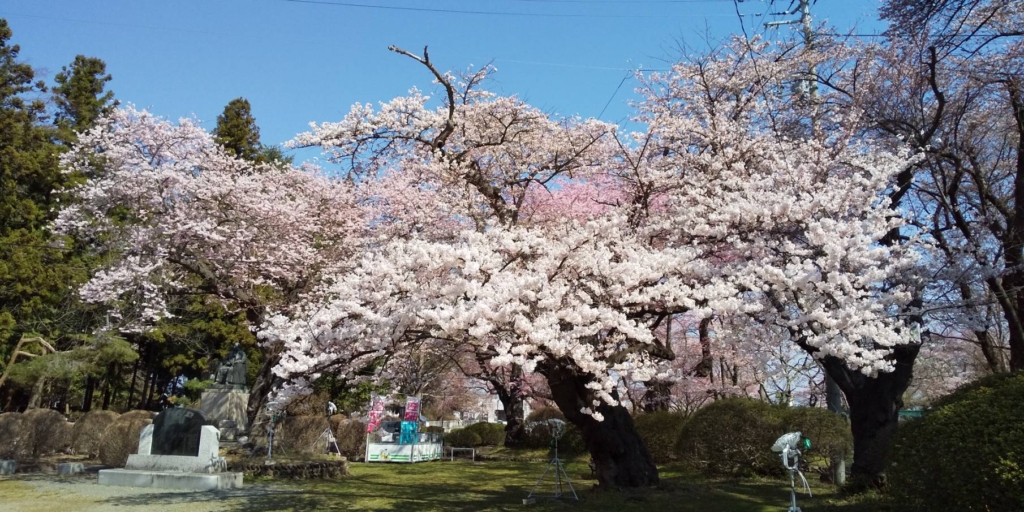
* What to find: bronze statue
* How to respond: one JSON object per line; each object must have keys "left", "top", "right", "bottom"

{"left": 211, "top": 343, "right": 248, "bottom": 390}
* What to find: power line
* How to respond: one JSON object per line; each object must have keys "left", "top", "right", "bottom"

{"left": 598, "top": 72, "right": 632, "bottom": 119}
{"left": 479, "top": 0, "right": 733, "bottom": 3}
{"left": 283, "top": 0, "right": 732, "bottom": 17}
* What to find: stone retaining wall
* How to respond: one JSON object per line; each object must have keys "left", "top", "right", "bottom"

{"left": 233, "top": 459, "right": 349, "bottom": 479}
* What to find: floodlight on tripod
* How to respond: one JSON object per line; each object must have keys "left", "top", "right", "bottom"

{"left": 524, "top": 419, "right": 578, "bottom": 504}
{"left": 313, "top": 401, "right": 342, "bottom": 456}
{"left": 772, "top": 431, "right": 813, "bottom": 512}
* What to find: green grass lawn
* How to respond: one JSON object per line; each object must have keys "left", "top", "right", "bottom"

{"left": 241, "top": 459, "right": 893, "bottom": 512}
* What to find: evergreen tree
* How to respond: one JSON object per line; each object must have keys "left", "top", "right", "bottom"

{"left": 52, "top": 55, "right": 116, "bottom": 139}
{"left": 0, "top": 18, "right": 68, "bottom": 348}
{"left": 0, "top": 20, "right": 121, "bottom": 411}
{"left": 213, "top": 97, "right": 293, "bottom": 167}
{"left": 213, "top": 97, "right": 261, "bottom": 161}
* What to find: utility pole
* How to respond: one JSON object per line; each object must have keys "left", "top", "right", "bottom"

{"left": 766, "top": 0, "right": 846, "bottom": 486}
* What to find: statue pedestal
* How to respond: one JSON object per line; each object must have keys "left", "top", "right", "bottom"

{"left": 199, "top": 387, "right": 249, "bottom": 434}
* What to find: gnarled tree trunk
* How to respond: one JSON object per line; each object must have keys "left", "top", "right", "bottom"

{"left": 247, "top": 347, "right": 282, "bottom": 428}
{"left": 820, "top": 343, "right": 919, "bottom": 487}
{"left": 543, "top": 360, "right": 659, "bottom": 489}
{"left": 497, "top": 390, "right": 526, "bottom": 448}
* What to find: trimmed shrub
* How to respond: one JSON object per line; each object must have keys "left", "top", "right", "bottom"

{"left": 524, "top": 420, "right": 586, "bottom": 455}
{"left": 676, "top": 398, "right": 787, "bottom": 477}
{"left": 278, "top": 415, "right": 333, "bottom": 454}
{"left": 634, "top": 411, "right": 688, "bottom": 464}
{"left": 445, "top": 428, "right": 482, "bottom": 447}
{"left": 526, "top": 408, "right": 565, "bottom": 423}
{"left": 782, "top": 406, "right": 852, "bottom": 465}
{"left": 99, "top": 410, "right": 154, "bottom": 467}
{"left": 23, "top": 408, "right": 71, "bottom": 457}
{"left": 329, "top": 414, "right": 367, "bottom": 459}
{"left": 0, "top": 412, "right": 33, "bottom": 460}
{"left": 423, "top": 425, "right": 445, "bottom": 434}
{"left": 464, "top": 422, "right": 505, "bottom": 446}
{"left": 888, "top": 373, "right": 1024, "bottom": 511}
{"left": 71, "top": 410, "right": 120, "bottom": 458}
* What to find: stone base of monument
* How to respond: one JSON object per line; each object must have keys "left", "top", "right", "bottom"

{"left": 199, "top": 387, "right": 249, "bottom": 433}
{"left": 0, "top": 460, "right": 15, "bottom": 475}
{"left": 98, "top": 469, "right": 243, "bottom": 490}
{"left": 57, "top": 463, "right": 85, "bottom": 476}
{"left": 99, "top": 417, "right": 243, "bottom": 491}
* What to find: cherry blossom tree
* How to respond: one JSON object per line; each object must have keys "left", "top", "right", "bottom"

{"left": 55, "top": 106, "right": 361, "bottom": 420}
{"left": 263, "top": 43, "right": 922, "bottom": 488}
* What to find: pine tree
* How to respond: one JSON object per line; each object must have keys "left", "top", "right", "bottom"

{"left": 53, "top": 55, "right": 116, "bottom": 140}
{"left": 213, "top": 97, "right": 262, "bottom": 161}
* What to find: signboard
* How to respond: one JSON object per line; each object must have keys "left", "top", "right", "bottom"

{"left": 366, "top": 394, "right": 385, "bottom": 433}
{"left": 403, "top": 396, "right": 421, "bottom": 422}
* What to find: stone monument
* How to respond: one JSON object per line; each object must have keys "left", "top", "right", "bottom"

{"left": 199, "top": 343, "right": 250, "bottom": 437}
{"left": 98, "top": 408, "right": 242, "bottom": 490}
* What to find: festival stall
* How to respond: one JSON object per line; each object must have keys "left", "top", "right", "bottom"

{"left": 365, "top": 395, "right": 443, "bottom": 463}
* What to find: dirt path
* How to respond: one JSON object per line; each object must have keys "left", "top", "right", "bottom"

{"left": 0, "top": 474, "right": 296, "bottom": 512}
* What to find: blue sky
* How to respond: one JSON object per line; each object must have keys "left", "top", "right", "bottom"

{"left": 2, "top": 0, "right": 884, "bottom": 153}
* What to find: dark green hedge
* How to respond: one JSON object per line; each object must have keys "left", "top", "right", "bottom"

{"left": 444, "top": 428, "right": 482, "bottom": 447}
{"left": 524, "top": 419, "right": 586, "bottom": 455}
{"left": 887, "top": 373, "right": 1024, "bottom": 511}
{"left": 464, "top": 422, "right": 505, "bottom": 446}
{"left": 634, "top": 411, "right": 688, "bottom": 464}
{"left": 675, "top": 398, "right": 851, "bottom": 477}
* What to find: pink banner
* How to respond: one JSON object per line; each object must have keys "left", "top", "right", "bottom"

{"left": 366, "top": 395, "right": 385, "bottom": 433}
{"left": 403, "top": 396, "right": 421, "bottom": 422}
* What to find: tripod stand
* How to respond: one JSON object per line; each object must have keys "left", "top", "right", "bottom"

{"left": 525, "top": 437, "right": 578, "bottom": 503}
{"left": 312, "top": 416, "right": 342, "bottom": 456}
{"left": 250, "top": 408, "right": 285, "bottom": 461}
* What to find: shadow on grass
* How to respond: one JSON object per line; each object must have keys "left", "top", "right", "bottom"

{"left": 92, "top": 461, "right": 892, "bottom": 512}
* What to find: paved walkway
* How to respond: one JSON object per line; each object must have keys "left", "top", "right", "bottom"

{"left": 0, "top": 474, "right": 295, "bottom": 512}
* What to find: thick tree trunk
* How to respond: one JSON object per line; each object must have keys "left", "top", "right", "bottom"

{"left": 247, "top": 348, "right": 282, "bottom": 428}
{"left": 824, "top": 373, "right": 847, "bottom": 486}
{"left": 497, "top": 390, "right": 526, "bottom": 448}
{"left": 641, "top": 380, "right": 672, "bottom": 412}
{"left": 1005, "top": 79, "right": 1024, "bottom": 372}
{"left": 820, "top": 344, "right": 919, "bottom": 487}
{"left": 543, "top": 361, "right": 659, "bottom": 489}
{"left": 694, "top": 317, "right": 714, "bottom": 378}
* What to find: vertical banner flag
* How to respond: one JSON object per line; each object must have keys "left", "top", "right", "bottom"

{"left": 403, "top": 396, "right": 421, "bottom": 422}
{"left": 367, "top": 394, "right": 385, "bottom": 433}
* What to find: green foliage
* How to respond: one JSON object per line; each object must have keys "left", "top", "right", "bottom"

{"left": 676, "top": 398, "right": 787, "bottom": 477}
{"left": 634, "top": 411, "right": 688, "bottom": 464}
{"left": 887, "top": 373, "right": 1024, "bottom": 511}
{"left": 0, "top": 21, "right": 115, "bottom": 393}
{"left": 6, "top": 333, "right": 137, "bottom": 387}
{"left": 444, "top": 428, "right": 482, "bottom": 447}
{"left": 675, "top": 399, "right": 850, "bottom": 478}
{"left": 464, "top": 422, "right": 505, "bottom": 446}
{"left": 526, "top": 407, "right": 565, "bottom": 423}
{"left": 182, "top": 378, "right": 212, "bottom": 402}
{"left": 0, "top": 19, "right": 75, "bottom": 352}
{"left": 523, "top": 419, "right": 586, "bottom": 455}
{"left": 52, "top": 54, "right": 116, "bottom": 137}
{"left": 71, "top": 409, "right": 119, "bottom": 457}
{"left": 212, "top": 97, "right": 292, "bottom": 167}
{"left": 782, "top": 406, "right": 852, "bottom": 464}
